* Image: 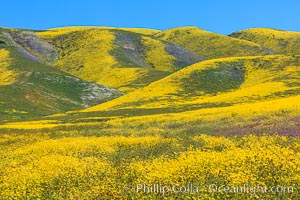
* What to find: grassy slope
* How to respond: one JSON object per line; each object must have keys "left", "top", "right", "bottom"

{"left": 229, "top": 28, "right": 300, "bottom": 54}
{"left": 37, "top": 27, "right": 203, "bottom": 92}
{"left": 8, "top": 55, "right": 298, "bottom": 135}
{"left": 155, "top": 26, "right": 273, "bottom": 59}
{"left": 0, "top": 30, "right": 122, "bottom": 122}
{"left": 82, "top": 55, "right": 300, "bottom": 113}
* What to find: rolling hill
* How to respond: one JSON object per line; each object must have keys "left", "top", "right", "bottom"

{"left": 3, "top": 55, "right": 299, "bottom": 135}
{"left": 37, "top": 27, "right": 203, "bottom": 92}
{"left": 18, "top": 54, "right": 297, "bottom": 135}
{"left": 154, "top": 26, "right": 273, "bottom": 58}
{"left": 0, "top": 28, "right": 122, "bottom": 122}
{"left": 229, "top": 28, "right": 300, "bottom": 54}
{"left": 80, "top": 55, "right": 300, "bottom": 114}
{"left": 1, "top": 25, "right": 299, "bottom": 126}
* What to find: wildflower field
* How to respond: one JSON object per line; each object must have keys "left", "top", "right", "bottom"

{"left": 1, "top": 126, "right": 300, "bottom": 199}
{"left": 1, "top": 93, "right": 299, "bottom": 199}
{"left": 0, "top": 25, "right": 300, "bottom": 199}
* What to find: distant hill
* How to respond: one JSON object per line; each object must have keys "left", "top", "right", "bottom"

{"left": 1, "top": 26, "right": 299, "bottom": 123}
{"left": 0, "top": 28, "right": 121, "bottom": 122}
{"left": 229, "top": 28, "right": 300, "bottom": 54}
{"left": 37, "top": 27, "right": 203, "bottom": 92}
{"left": 154, "top": 26, "right": 273, "bottom": 59}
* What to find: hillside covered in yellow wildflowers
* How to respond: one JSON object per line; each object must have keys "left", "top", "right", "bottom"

{"left": 0, "top": 25, "right": 299, "bottom": 199}
{"left": 229, "top": 28, "right": 300, "bottom": 54}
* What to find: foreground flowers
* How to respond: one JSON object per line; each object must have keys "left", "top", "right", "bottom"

{"left": 0, "top": 134, "right": 299, "bottom": 199}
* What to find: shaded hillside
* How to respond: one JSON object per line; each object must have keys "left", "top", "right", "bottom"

{"left": 155, "top": 26, "right": 273, "bottom": 59}
{"left": 80, "top": 55, "right": 300, "bottom": 116}
{"left": 229, "top": 28, "right": 300, "bottom": 54}
{"left": 37, "top": 27, "right": 203, "bottom": 92}
{"left": 0, "top": 29, "right": 122, "bottom": 122}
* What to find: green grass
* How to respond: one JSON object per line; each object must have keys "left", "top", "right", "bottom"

{"left": 0, "top": 47, "right": 121, "bottom": 122}
{"left": 182, "top": 61, "right": 245, "bottom": 95}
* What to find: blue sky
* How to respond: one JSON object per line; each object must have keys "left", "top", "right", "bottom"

{"left": 1, "top": 0, "right": 300, "bottom": 34}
